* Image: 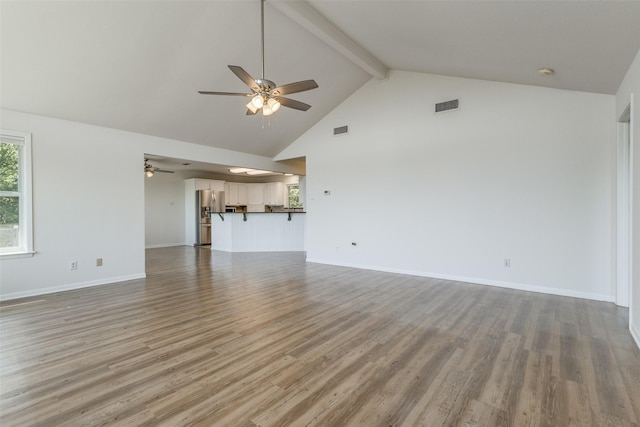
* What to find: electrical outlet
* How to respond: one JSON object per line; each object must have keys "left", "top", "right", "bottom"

{"left": 504, "top": 258, "right": 511, "bottom": 268}
{"left": 69, "top": 261, "right": 78, "bottom": 270}
{"left": 96, "top": 258, "right": 103, "bottom": 267}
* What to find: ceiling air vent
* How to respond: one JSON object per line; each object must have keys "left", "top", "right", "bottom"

{"left": 435, "top": 99, "right": 460, "bottom": 113}
{"left": 333, "top": 125, "right": 349, "bottom": 136}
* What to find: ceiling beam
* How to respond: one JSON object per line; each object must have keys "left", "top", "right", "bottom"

{"left": 270, "top": 1, "right": 388, "bottom": 80}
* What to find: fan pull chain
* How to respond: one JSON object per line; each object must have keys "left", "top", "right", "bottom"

{"left": 260, "top": 113, "right": 272, "bottom": 130}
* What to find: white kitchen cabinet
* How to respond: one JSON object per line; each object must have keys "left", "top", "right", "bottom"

{"left": 195, "top": 180, "right": 210, "bottom": 191}
{"left": 194, "top": 179, "right": 225, "bottom": 191}
{"left": 224, "top": 182, "right": 237, "bottom": 205}
{"left": 264, "top": 182, "right": 285, "bottom": 205}
{"left": 238, "top": 184, "right": 248, "bottom": 205}
{"left": 224, "top": 181, "right": 291, "bottom": 206}
{"left": 247, "top": 184, "right": 265, "bottom": 205}
{"left": 225, "top": 182, "right": 248, "bottom": 205}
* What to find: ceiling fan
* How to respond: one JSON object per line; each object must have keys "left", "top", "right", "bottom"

{"left": 198, "top": 0, "right": 318, "bottom": 116}
{"left": 144, "top": 159, "right": 174, "bottom": 178}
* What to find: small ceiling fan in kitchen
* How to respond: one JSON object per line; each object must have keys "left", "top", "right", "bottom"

{"left": 144, "top": 159, "right": 174, "bottom": 178}
{"left": 198, "top": 0, "right": 318, "bottom": 116}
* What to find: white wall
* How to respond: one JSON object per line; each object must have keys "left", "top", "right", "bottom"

{"left": 616, "top": 48, "right": 640, "bottom": 347}
{"left": 144, "top": 171, "right": 189, "bottom": 248}
{"left": 0, "top": 110, "right": 145, "bottom": 299}
{"left": 277, "top": 70, "right": 616, "bottom": 301}
{"left": 0, "top": 108, "right": 301, "bottom": 300}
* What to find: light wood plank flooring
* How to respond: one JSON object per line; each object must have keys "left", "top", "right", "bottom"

{"left": 1, "top": 246, "right": 639, "bottom": 426}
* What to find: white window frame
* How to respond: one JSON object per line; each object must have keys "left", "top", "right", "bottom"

{"left": 0, "top": 129, "right": 34, "bottom": 258}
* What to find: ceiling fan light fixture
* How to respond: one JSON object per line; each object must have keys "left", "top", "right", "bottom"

{"left": 145, "top": 169, "right": 154, "bottom": 178}
{"left": 197, "top": 0, "right": 318, "bottom": 116}
{"left": 251, "top": 95, "right": 264, "bottom": 109}
{"left": 246, "top": 101, "right": 258, "bottom": 113}
{"left": 267, "top": 98, "right": 281, "bottom": 112}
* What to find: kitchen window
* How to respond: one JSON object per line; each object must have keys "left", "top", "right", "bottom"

{"left": 0, "top": 130, "right": 33, "bottom": 257}
{"left": 288, "top": 184, "right": 302, "bottom": 208}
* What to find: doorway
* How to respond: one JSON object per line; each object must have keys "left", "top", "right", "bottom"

{"left": 616, "top": 104, "right": 631, "bottom": 307}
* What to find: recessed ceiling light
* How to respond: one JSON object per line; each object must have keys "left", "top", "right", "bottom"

{"left": 182, "top": 163, "right": 191, "bottom": 166}
{"left": 537, "top": 68, "right": 554, "bottom": 76}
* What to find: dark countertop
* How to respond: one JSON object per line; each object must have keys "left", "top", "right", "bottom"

{"left": 219, "top": 211, "right": 306, "bottom": 214}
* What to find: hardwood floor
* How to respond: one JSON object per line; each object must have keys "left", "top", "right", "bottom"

{"left": 1, "top": 246, "right": 639, "bottom": 426}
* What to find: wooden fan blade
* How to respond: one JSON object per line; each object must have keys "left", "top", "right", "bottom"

{"left": 198, "top": 91, "right": 252, "bottom": 96}
{"left": 155, "top": 169, "right": 175, "bottom": 174}
{"left": 228, "top": 65, "right": 260, "bottom": 92}
{"left": 277, "top": 97, "right": 312, "bottom": 111}
{"left": 272, "top": 80, "right": 318, "bottom": 96}
{"left": 246, "top": 108, "right": 257, "bottom": 115}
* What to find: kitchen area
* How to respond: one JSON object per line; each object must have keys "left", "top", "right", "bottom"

{"left": 184, "top": 177, "right": 305, "bottom": 252}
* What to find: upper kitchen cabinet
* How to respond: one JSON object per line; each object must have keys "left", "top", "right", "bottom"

{"left": 224, "top": 182, "right": 248, "bottom": 205}
{"left": 194, "top": 179, "right": 225, "bottom": 191}
{"left": 247, "top": 184, "right": 265, "bottom": 205}
{"left": 223, "top": 181, "right": 290, "bottom": 206}
{"left": 224, "top": 182, "right": 237, "bottom": 205}
{"left": 264, "top": 182, "right": 285, "bottom": 205}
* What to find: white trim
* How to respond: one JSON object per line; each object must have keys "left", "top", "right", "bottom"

{"left": 0, "top": 250, "right": 36, "bottom": 260}
{"left": 0, "top": 273, "right": 146, "bottom": 301}
{"left": 616, "top": 109, "right": 632, "bottom": 307}
{"left": 629, "top": 93, "right": 636, "bottom": 339}
{"left": 306, "top": 258, "right": 615, "bottom": 303}
{"left": 631, "top": 322, "right": 640, "bottom": 350}
{"left": 145, "top": 242, "right": 188, "bottom": 249}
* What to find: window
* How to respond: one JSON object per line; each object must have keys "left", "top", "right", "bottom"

{"left": 288, "top": 184, "right": 302, "bottom": 208}
{"left": 0, "top": 130, "right": 33, "bottom": 256}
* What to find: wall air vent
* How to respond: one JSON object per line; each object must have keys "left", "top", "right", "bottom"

{"left": 435, "top": 99, "right": 460, "bottom": 113}
{"left": 333, "top": 125, "right": 349, "bottom": 136}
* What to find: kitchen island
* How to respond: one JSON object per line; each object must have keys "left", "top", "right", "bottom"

{"left": 210, "top": 212, "right": 305, "bottom": 252}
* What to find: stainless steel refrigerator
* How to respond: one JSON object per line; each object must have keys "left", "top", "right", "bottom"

{"left": 195, "top": 189, "right": 224, "bottom": 246}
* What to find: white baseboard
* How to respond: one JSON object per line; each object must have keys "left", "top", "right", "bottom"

{"left": 305, "top": 258, "right": 615, "bottom": 303}
{"left": 145, "top": 242, "right": 188, "bottom": 249}
{"left": 0, "top": 273, "right": 147, "bottom": 301}
{"left": 631, "top": 323, "right": 640, "bottom": 351}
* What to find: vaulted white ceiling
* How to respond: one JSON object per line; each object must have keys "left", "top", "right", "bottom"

{"left": 2, "top": 1, "right": 640, "bottom": 159}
